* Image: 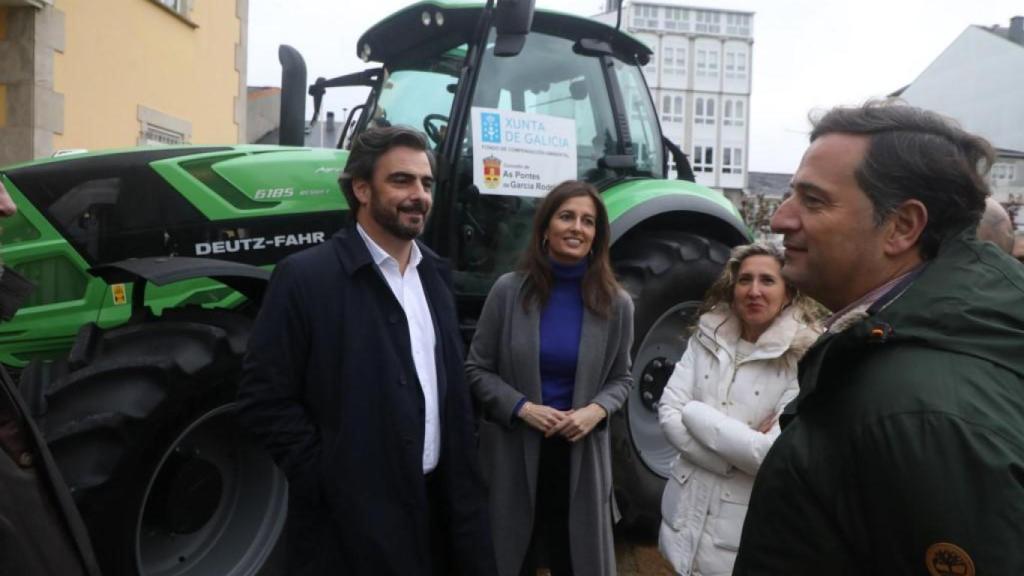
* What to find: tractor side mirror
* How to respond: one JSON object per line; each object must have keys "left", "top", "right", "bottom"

{"left": 663, "top": 137, "right": 696, "bottom": 182}
{"left": 494, "top": 0, "right": 535, "bottom": 57}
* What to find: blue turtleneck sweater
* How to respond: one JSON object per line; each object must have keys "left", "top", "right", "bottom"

{"left": 537, "top": 259, "right": 587, "bottom": 411}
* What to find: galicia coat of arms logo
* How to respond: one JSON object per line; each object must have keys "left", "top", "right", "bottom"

{"left": 481, "top": 112, "right": 501, "bottom": 143}
{"left": 483, "top": 156, "right": 502, "bottom": 189}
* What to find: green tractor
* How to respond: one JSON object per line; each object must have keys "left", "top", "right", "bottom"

{"left": 0, "top": 1, "right": 748, "bottom": 574}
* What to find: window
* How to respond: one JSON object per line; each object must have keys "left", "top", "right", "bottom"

{"left": 662, "top": 95, "right": 685, "bottom": 124}
{"left": 663, "top": 45, "right": 686, "bottom": 76}
{"left": 722, "top": 99, "right": 745, "bottom": 127}
{"left": 695, "top": 48, "right": 719, "bottom": 79}
{"left": 693, "top": 145, "right": 714, "bottom": 172}
{"left": 726, "top": 13, "right": 751, "bottom": 36}
{"left": 990, "top": 163, "right": 1018, "bottom": 184}
{"left": 137, "top": 106, "right": 191, "bottom": 146}
{"left": 664, "top": 7, "right": 689, "bottom": 31}
{"left": 722, "top": 147, "right": 744, "bottom": 174}
{"left": 613, "top": 58, "right": 665, "bottom": 175}
{"left": 13, "top": 256, "right": 88, "bottom": 309}
{"left": 142, "top": 124, "right": 186, "bottom": 145}
{"left": 695, "top": 11, "right": 707, "bottom": 32}
{"left": 725, "top": 52, "right": 736, "bottom": 78}
{"left": 154, "top": 0, "right": 190, "bottom": 16}
{"left": 707, "top": 12, "right": 722, "bottom": 34}
{"left": 736, "top": 51, "right": 748, "bottom": 79}
{"left": 695, "top": 11, "right": 721, "bottom": 33}
{"left": 634, "top": 5, "right": 659, "bottom": 29}
{"left": 694, "top": 97, "right": 716, "bottom": 125}
{"left": 725, "top": 50, "right": 748, "bottom": 80}
{"left": 453, "top": 31, "right": 661, "bottom": 296}
{"left": 22, "top": 161, "right": 209, "bottom": 264}
{"left": 375, "top": 56, "right": 461, "bottom": 133}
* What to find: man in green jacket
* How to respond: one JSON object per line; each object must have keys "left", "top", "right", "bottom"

{"left": 734, "top": 103, "right": 1024, "bottom": 575}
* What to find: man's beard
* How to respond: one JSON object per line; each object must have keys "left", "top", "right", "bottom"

{"left": 369, "top": 192, "right": 429, "bottom": 241}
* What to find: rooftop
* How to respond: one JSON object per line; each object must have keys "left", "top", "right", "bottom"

{"left": 747, "top": 171, "right": 791, "bottom": 198}
{"left": 980, "top": 15, "right": 1024, "bottom": 47}
{"left": 996, "top": 148, "right": 1024, "bottom": 160}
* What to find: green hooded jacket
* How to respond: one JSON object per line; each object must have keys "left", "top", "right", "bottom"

{"left": 734, "top": 230, "right": 1024, "bottom": 576}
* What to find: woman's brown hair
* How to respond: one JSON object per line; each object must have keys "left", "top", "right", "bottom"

{"left": 518, "top": 180, "right": 621, "bottom": 317}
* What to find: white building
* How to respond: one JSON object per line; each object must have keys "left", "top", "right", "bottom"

{"left": 595, "top": 1, "right": 754, "bottom": 194}
{"left": 893, "top": 16, "right": 1024, "bottom": 206}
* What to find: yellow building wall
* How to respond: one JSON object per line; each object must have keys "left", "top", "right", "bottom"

{"left": 53, "top": 0, "right": 241, "bottom": 149}
{"left": 0, "top": 85, "right": 7, "bottom": 128}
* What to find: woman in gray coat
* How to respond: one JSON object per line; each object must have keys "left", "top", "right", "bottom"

{"left": 466, "top": 181, "right": 634, "bottom": 576}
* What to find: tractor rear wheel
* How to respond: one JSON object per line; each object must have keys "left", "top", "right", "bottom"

{"left": 36, "top": 309, "right": 287, "bottom": 576}
{"left": 611, "top": 231, "right": 729, "bottom": 531}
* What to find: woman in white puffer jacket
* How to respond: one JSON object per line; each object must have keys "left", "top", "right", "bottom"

{"left": 657, "top": 243, "right": 821, "bottom": 576}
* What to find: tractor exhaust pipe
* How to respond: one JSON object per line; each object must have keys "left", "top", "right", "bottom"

{"left": 278, "top": 45, "right": 307, "bottom": 147}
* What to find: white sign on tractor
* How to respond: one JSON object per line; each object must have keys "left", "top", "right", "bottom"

{"left": 471, "top": 107, "right": 577, "bottom": 197}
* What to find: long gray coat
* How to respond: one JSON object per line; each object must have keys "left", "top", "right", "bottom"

{"left": 466, "top": 272, "right": 634, "bottom": 576}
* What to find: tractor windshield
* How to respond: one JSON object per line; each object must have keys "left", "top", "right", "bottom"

{"left": 369, "top": 46, "right": 465, "bottom": 146}
{"left": 449, "top": 29, "right": 663, "bottom": 297}
{"left": 468, "top": 31, "right": 624, "bottom": 181}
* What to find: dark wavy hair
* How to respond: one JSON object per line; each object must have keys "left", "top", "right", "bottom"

{"left": 338, "top": 126, "right": 435, "bottom": 218}
{"left": 519, "top": 180, "right": 620, "bottom": 317}
{"left": 810, "top": 101, "right": 995, "bottom": 259}
{"left": 699, "top": 243, "right": 821, "bottom": 324}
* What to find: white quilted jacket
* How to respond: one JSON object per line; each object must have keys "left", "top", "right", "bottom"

{"left": 657, "top": 305, "right": 820, "bottom": 576}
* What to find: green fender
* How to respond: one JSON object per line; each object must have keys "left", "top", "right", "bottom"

{"left": 602, "top": 178, "right": 752, "bottom": 246}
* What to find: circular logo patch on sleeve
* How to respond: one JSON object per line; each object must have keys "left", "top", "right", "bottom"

{"left": 925, "top": 542, "right": 975, "bottom": 576}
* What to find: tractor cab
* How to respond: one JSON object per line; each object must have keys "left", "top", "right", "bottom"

{"left": 287, "top": 1, "right": 673, "bottom": 298}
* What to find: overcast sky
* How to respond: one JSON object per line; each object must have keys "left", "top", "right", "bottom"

{"left": 248, "top": 0, "right": 1022, "bottom": 173}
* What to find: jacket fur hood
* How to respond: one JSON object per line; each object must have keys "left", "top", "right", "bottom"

{"left": 696, "top": 304, "right": 821, "bottom": 363}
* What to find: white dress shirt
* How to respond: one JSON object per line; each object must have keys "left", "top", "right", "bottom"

{"left": 357, "top": 224, "right": 440, "bottom": 473}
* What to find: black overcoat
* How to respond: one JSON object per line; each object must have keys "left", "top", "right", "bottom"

{"left": 237, "top": 227, "right": 495, "bottom": 575}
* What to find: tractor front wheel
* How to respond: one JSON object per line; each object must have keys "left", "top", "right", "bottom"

{"left": 611, "top": 231, "right": 729, "bottom": 531}
{"left": 36, "top": 311, "right": 287, "bottom": 576}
